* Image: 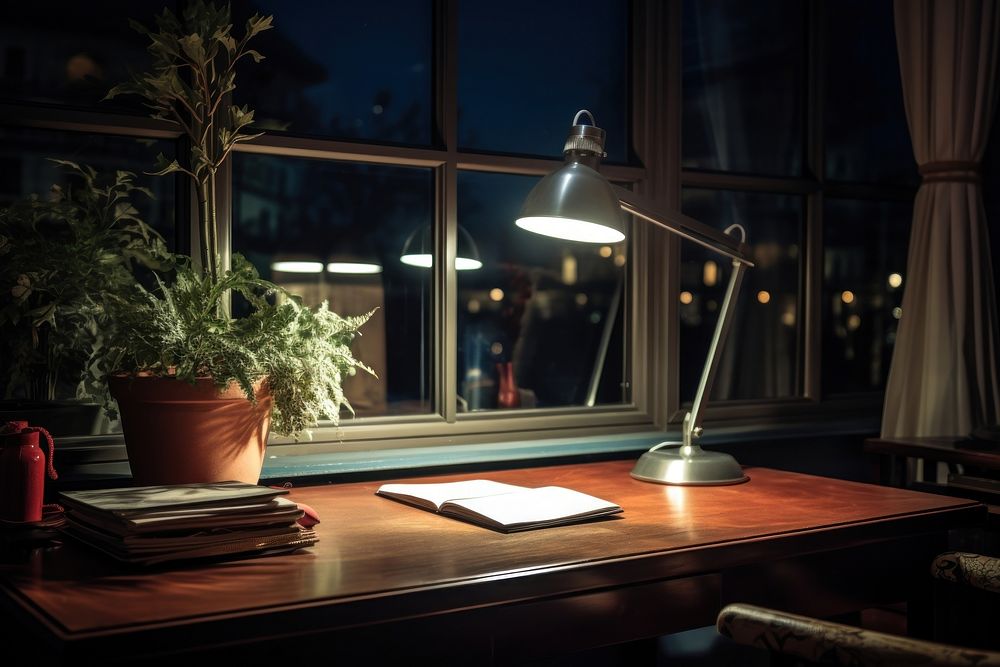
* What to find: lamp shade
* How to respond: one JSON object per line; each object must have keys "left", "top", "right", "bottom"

{"left": 400, "top": 224, "right": 483, "bottom": 270}
{"left": 516, "top": 162, "right": 626, "bottom": 244}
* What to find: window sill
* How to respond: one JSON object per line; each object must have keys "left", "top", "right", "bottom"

{"left": 54, "top": 414, "right": 879, "bottom": 485}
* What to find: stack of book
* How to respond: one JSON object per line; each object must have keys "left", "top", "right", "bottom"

{"left": 60, "top": 482, "right": 317, "bottom": 565}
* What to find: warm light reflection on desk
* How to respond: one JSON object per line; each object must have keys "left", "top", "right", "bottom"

{"left": 665, "top": 485, "right": 686, "bottom": 511}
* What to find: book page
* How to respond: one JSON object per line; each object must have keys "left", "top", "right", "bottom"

{"left": 441, "top": 486, "right": 621, "bottom": 531}
{"left": 376, "top": 480, "right": 529, "bottom": 511}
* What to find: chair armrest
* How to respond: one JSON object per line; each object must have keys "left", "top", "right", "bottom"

{"left": 932, "top": 552, "right": 1000, "bottom": 594}
{"left": 716, "top": 603, "right": 1000, "bottom": 666}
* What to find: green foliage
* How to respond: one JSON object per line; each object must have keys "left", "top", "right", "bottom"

{"left": 97, "top": 1, "right": 376, "bottom": 439}
{"left": 105, "top": 0, "right": 272, "bottom": 282}
{"left": 98, "top": 256, "right": 374, "bottom": 436}
{"left": 0, "top": 161, "right": 171, "bottom": 401}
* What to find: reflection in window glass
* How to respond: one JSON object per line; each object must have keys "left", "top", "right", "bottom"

{"left": 457, "top": 172, "right": 629, "bottom": 411}
{"left": 0, "top": 127, "right": 176, "bottom": 247}
{"left": 0, "top": 127, "right": 176, "bottom": 436}
{"left": 232, "top": 1, "right": 432, "bottom": 144}
{"left": 824, "top": 0, "right": 916, "bottom": 185}
{"left": 823, "top": 198, "right": 910, "bottom": 394}
{"left": 680, "top": 189, "right": 803, "bottom": 401}
{"left": 232, "top": 153, "right": 434, "bottom": 418}
{"left": 682, "top": 0, "right": 805, "bottom": 176}
{"left": 458, "top": 0, "right": 629, "bottom": 162}
{"left": 0, "top": 2, "right": 167, "bottom": 112}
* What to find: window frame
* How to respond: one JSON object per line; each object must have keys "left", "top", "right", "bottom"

{"left": 0, "top": 0, "right": 906, "bottom": 460}
{"left": 235, "top": 0, "right": 665, "bottom": 447}
{"left": 675, "top": 0, "right": 916, "bottom": 426}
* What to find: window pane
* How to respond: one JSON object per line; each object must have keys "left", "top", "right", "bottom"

{"left": 233, "top": 1, "right": 432, "bottom": 144}
{"left": 824, "top": 0, "right": 916, "bottom": 185}
{"left": 232, "top": 153, "right": 434, "bottom": 418}
{"left": 0, "top": 127, "right": 177, "bottom": 247}
{"left": 682, "top": 0, "right": 805, "bottom": 176}
{"left": 0, "top": 127, "right": 176, "bottom": 436}
{"left": 823, "top": 198, "right": 911, "bottom": 394}
{"left": 458, "top": 1, "right": 629, "bottom": 162}
{"left": 457, "top": 172, "right": 629, "bottom": 411}
{"left": 680, "top": 189, "right": 803, "bottom": 401}
{"left": 0, "top": 2, "right": 169, "bottom": 112}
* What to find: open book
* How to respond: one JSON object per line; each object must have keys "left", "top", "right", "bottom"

{"left": 376, "top": 479, "right": 622, "bottom": 532}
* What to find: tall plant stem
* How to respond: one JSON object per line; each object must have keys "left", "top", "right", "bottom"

{"left": 206, "top": 171, "right": 219, "bottom": 284}
{"left": 197, "top": 177, "right": 219, "bottom": 289}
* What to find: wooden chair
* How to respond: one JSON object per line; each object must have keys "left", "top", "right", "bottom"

{"left": 713, "top": 551, "right": 1000, "bottom": 664}
{"left": 930, "top": 551, "right": 1000, "bottom": 593}
{"left": 716, "top": 602, "right": 1000, "bottom": 666}
{"left": 931, "top": 551, "right": 1000, "bottom": 651}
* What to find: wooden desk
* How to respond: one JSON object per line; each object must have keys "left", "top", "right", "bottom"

{"left": 0, "top": 462, "right": 984, "bottom": 664}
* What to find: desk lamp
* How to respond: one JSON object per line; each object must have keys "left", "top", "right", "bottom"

{"left": 516, "top": 110, "right": 754, "bottom": 485}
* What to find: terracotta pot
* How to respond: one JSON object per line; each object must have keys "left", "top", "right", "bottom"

{"left": 108, "top": 375, "right": 272, "bottom": 486}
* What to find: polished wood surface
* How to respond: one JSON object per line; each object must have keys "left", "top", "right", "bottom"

{"left": 0, "top": 462, "right": 984, "bottom": 663}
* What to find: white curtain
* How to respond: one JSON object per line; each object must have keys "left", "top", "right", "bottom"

{"left": 883, "top": 0, "right": 1000, "bottom": 437}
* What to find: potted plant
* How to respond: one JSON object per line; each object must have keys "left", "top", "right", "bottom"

{"left": 98, "top": 1, "right": 374, "bottom": 484}
{"left": 0, "top": 162, "right": 170, "bottom": 435}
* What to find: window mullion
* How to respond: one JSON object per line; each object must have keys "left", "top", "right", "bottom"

{"left": 632, "top": 0, "right": 682, "bottom": 428}
{"left": 803, "top": 0, "right": 825, "bottom": 401}
{"left": 437, "top": 164, "right": 458, "bottom": 423}
{"left": 436, "top": 0, "right": 459, "bottom": 422}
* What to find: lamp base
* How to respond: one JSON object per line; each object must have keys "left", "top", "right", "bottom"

{"left": 630, "top": 442, "right": 749, "bottom": 486}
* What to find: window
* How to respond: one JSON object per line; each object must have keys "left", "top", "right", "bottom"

{"left": 681, "top": 0, "right": 914, "bottom": 409}
{"left": 231, "top": 154, "right": 434, "bottom": 417}
{"left": 232, "top": 0, "right": 433, "bottom": 144}
{"left": 1, "top": 0, "right": 917, "bottom": 451}
{"left": 0, "top": 0, "right": 646, "bottom": 444}
{"left": 820, "top": 0, "right": 914, "bottom": 396}
{"left": 456, "top": 172, "right": 630, "bottom": 411}
{"left": 458, "top": 1, "right": 629, "bottom": 162}
{"left": 0, "top": 2, "right": 168, "bottom": 112}
{"left": 679, "top": 189, "right": 803, "bottom": 401}
{"left": 682, "top": 0, "right": 805, "bottom": 176}
{"left": 822, "top": 198, "right": 909, "bottom": 394}
{"left": 225, "top": 0, "right": 637, "bottom": 439}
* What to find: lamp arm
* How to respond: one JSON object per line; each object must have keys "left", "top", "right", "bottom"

{"left": 612, "top": 185, "right": 755, "bottom": 267}
{"left": 609, "top": 186, "right": 752, "bottom": 451}
{"left": 685, "top": 258, "right": 748, "bottom": 448}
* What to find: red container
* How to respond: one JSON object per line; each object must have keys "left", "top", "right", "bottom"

{"left": 0, "top": 423, "right": 52, "bottom": 523}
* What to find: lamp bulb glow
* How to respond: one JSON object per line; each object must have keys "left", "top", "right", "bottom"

{"left": 270, "top": 261, "right": 324, "bottom": 274}
{"left": 516, "top": 216, "right": 625, "bottom": 244}
{"left": 400, "top": 254, "right": 483, "bottom": 270}
{"left": 326, "top": 262, "right": 383, "bottom": 274}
